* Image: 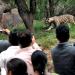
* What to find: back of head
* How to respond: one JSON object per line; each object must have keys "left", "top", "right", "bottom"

{"left": 18, "top": 30, "right": 33, "bottom": 48}
{"left": 7, "top": 58, "right": 28, "bottom": 75}
{"left": 31, "top": 50, "right": 47, "bottom": 75}
{"left": 56, "top": 24, "right": 70, "bottom": 42}
{"left": 9, "top": 31, "right": 19, "bottom": 46}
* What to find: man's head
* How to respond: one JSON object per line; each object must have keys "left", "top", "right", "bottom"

{"left": 56, "top": 24, "right": 70, "bottom": 43}
{"left": 18, "top": 30, "right": 33, "bottom": 48}
{"left": 9, "top": 31, "right": 19, "bottom": 46}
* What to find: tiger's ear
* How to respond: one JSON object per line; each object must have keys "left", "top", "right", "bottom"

{"left": 7, "top": 71, "right": 12, "bottom": 75}
{"left": 45, "top": 18, "right": 49, "bottom": 23}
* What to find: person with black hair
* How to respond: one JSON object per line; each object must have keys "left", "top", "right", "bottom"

{"left": 18, "top": 30, "right": 41, "bottom": 49}
{"left": 8, "top": 31, "right": 19, "bottom": 46}
{"left": 31, "top": 50, "right": 50, "bottom": 75}
{"left": 7, "top": 58, "right": 28, "bottom": 75}
{"left": 51, "top": 24, "right": 75, "bottom": 75}
{"left": 0, "top": 40, "right": 10, "bottom": 53}
{"left": 0, "top": 31, "right": 20, "bottom": 75}
{"left": 13, "top": 30, "right": 41, "bottom": 75}
{"left": 0, "top": 28, "right": 10, "bottom": 53}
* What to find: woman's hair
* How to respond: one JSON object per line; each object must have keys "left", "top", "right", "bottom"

{"left": 7, "top": 58, "right": 28, "bottom": 75}
{"left": 31, "top": 50, "right": 47, "bottom": 75}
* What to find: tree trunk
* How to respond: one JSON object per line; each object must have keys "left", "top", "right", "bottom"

{"left": 49, "top": 0, "right": 55, "bottom": 17}
{"left": 15, "top": 0, "right": 36, "bottom": 32}
{"left": 44, "top": 4, "right": 50, "bottom": 18}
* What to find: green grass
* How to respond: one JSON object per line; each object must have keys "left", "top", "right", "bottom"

{"left": 34, "top": 22, "right": 75, "bottom": 49}
{"left": 0, "top": 20, "right": 75, "bottom": 49}
{"left": 70, "top": 24, "right": 75, "bottom": 39}
{"left": 33, "top": 20, "right": 57, "bottom": 49}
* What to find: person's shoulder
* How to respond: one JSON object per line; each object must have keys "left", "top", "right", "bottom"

{"left": 32, "top": 42, "right": 42, "bottom": 50}
{"left": 46, "top": 72, "right": 51, "bottom": 75}
{"left": 0, "top": 40, "right": 8, "bottom": 43}
{"left": 0, "top": 40, "right": 10, "bottom": 44}
{"left": 50, "top": 73, "right": 59, "bottom": 75}
{"left": 51, "top": 45, "right": 58, "bottom": 53}
{"left": 7, "top": 46, "right": 20, "bottom": 50}
{"left": 68, "top": 46, "right": 75, "bottom": 55}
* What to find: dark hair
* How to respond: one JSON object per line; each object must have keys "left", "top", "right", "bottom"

{"left": 7, "top": 58, "right": 28, "bottom": 75}
{"left": 9, "top": 31, "right": 19, "bottom": 46}
{"left": 56, "top": 24, "right": 70, "bottom": 42}
{"left": 18, "top": 30, "right": 33, "bottom": 48}
{"left": 31, "top": 50, "right": 47, "bottom": 75}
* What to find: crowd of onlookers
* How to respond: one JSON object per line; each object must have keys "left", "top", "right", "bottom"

{"left": 0, "top": 23, "right": 75, "bottom": 75}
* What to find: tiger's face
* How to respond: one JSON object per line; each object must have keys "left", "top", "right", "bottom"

{"left": 45, "top": 18, "right": 54, "bottom": 24}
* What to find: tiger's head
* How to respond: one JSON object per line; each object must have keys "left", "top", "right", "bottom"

{"left": 45, "top": 17, "right": 57, "bottom": 31}
{"left": 45, "top": 18, "right": 54, "bottom": 24}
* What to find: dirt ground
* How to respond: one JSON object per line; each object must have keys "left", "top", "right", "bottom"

{"left": 43, "top": 49, "right": 54, "bottom": 72}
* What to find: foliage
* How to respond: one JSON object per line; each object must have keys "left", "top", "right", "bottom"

{"left": 1, "top": 0, "right": 75, "bottom": 19}
{"left": 70, "top": 24, "right": 75, "bottom": 39}
{"left": 35, "top": 0, "right": 48, "bottom": 20}
{"left": 55, "top": 0, "right": 75, "bottom": 15}
{"left": 2, "top": 0, "right": 16, "bottom": 8}
{"left": 1, "top": 21, "right": 75, "bottom": 49}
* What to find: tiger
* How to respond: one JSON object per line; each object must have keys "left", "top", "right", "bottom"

{"left": 45, "top": 14, "right": 75, "bottom": 31}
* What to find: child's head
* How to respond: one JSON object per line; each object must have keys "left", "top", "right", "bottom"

{"left": 7, "top": 58, "right": 28, "bottom": 75}
{"left": 31, "top": 50, "right": 47, "bottom": 75}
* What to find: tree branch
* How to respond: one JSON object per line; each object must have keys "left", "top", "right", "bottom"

{"left": 54, "top": 0, "right": 60, "bottom": 5}
{"left": 15, "top": 0, "right": 29, "bottom": 14}
{"left": 30, "top": 0, "right": 36, "bottom": 14}
{"left": 49, "top": 0, "right": 55, "bottom": 16}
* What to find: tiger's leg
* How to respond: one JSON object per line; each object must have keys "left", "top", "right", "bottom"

{"left": 70, "top": 17, "right": 75, "bottom": 25}
{"left": 68, "top": 23, "right": 71, "bottom": 28}
{"left": 45, "top": 22, "right": 57, "bottom": 31}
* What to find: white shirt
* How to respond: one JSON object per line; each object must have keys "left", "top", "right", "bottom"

{"left": 0, "top": 46, "right": 20, "bottom": 75}
{"left": 0, "top": 43, "right": 41, "bottom": 75}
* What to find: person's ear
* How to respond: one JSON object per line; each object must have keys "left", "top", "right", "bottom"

{"left": 7, "top": 71, "right": 12, "bottom": 75}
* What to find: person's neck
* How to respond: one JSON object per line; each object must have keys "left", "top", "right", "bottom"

{"left": 59, "top": 41, "right": 67, "bottom": 43}
{"left": 21, "top": 44, "right": 32, "bottom": 48}
{"left": 34, "top": 71, "right": 40, "bottom": 75}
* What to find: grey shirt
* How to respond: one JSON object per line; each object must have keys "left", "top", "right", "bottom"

{"left": 51, "top": 42, "right": 75, "bottom": 75}
{"left": 0, "top": 40, "right": 10, "bottom": 53}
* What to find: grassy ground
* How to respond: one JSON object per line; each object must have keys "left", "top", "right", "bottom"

{"left": 1, "top": 20, "right": 75, "bottom": 48}
{"left": 34, "top": 20, "right": 75, "bottom": 49}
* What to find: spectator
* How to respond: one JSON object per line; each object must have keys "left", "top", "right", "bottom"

{"left": 31, "top": 50, "right": 50, "bottom": 75}
{"left": 0, "top": 40, "right": 10, "bottom": 53}
{"left": 0, "top": 31, "right": 20, "bottom": 75}
{"left": 0, "top": 28, "right": 11, "bottom": 53}
{"left": 7, "top": 58, "right": 28, "bottom": 75}
{"left": 14, "top": 30, "right": 41, "bottom": 75}
{"left": 51, "top": 24, "right": 75, "bottom": 75}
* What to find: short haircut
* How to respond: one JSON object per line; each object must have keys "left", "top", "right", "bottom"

{"left": 9, "top": 32, "right": 19, "bottom": 46}
{"left": 7, "top": 58, "right": 28, "bottom": 75}
{"left": 56, "top": 24, "right": 70, "bottom": 42}
{"left": 31, "top": 50, "right": 47, "bottom": 75}
{"left": 18, "top": 30, "right": 33, "bottom": 48}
